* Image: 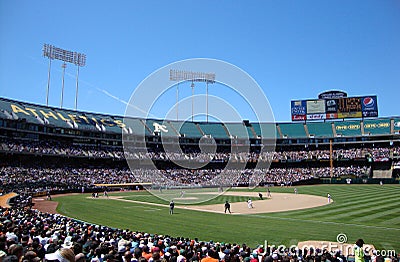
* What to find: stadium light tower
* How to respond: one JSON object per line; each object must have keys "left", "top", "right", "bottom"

{"left": 169, "top": 69, "right": 215, "bottom": 122}
{"left": 73, "top": 52, "right": 86, "bottom": 110}
{"left": 43, "top": 44, "right": 86, "bottom": 109}
{"left": 61, "top": 62, "right": 67, "bottom": 108}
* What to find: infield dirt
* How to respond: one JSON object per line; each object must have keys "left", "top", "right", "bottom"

{"left": 33, "top": 191, "right": 330, "bottom": 215}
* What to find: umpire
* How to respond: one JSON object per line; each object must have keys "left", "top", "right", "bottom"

{"left": 224, "top": 200, "right": 231, "bottom": 214}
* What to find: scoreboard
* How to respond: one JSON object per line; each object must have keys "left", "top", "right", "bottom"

{"left": 291, "top": 96, "right": 378, "bottom": 121}
{"left": 338, "top": 97, "right": 362, "bottom": 112}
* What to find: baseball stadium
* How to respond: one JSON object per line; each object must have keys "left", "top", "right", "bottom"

{"left": 1, "top": 94, "right": 399, "bottom": 260}
{"left": 1, "top": 2, "right": 400, "bottom": 262}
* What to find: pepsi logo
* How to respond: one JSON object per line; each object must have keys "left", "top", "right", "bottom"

{"left": 363, "top": 97, "right": 375, "bottom": 107}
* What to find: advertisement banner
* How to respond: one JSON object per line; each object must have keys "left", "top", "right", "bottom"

{"left": 292, "top": 115, "right": 306, "bottom": 121}
{"left": 291, "top": 100, "right": 306, "bottom": 121}
{"left": 318, "top": 90, "right": 347, "bottom": 99}
{"left": 363, "top": 121, "right": 390, "bottom": 130}
{"left": 335, "top": 122, "right": 361, "bottom": 132}
{"left": 325, "top": 99, "right": 338, "bottom": 113}
{"left": 362, "top": 111, "right": 378, "bottom": 117}
{"left": 291, "top": 100, "right": 306, "bottom": 115}
{"left": 361, "top": 96, "right": 377, "bottom": 111}
{"left": 306, "top": 100, "right": 325, "bottom": 114}
{"left": 338, "top": 112, "right": 362, "bottom": 118}
{"left": 326, "top": 113, "right": 338, "bottom": 119}
{"left": 361, "top": 96, "right": 378, "bottom": 117}
{"left": 307, "top": 114, "right": 326, "bottom": 120}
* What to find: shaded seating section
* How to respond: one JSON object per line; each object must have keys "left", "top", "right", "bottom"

{"left": 0, "top": 97, "right": 125, "bottom": 133}
{"left": 307, "top": 122, "right": 334, "bottom": 138}
{"left": 43, "top": 108, "right": 77, "bottom": 129}
{"left": 124, "top": 118, "right": 151, "bottom": 136}
{"left": 279, "top": 123, "right": 307, "bottom": 138}
{"left": 0, "top": 99, "right": 51, "bottom": 125}
{"left": 198, "top": 123, "right": 229, "bottom": 139}
{"left": 224, "top": 123, "right": 251, "bottom": 139}
{"left": 42, "top": 107, "right": 83, "bottom": 129}
{"left": 251, "top": 123, "right": 278, "bottom": 139}
{"left": 80, "top": 112, "right": 124, "bottom": 133}
{"left": 2, "top": 97, "right": 400, "bottom": 138}
{"left": 168, "top": 120, "right": 203, "bottom": 138}
{"left": 1, "top": 98, "right": 67, "bottom": 129}
{"left": 44, "top": 108, "right": 124, "bottom": 133}
{"left": 394, "top": 118, "right": 400, "bottom": 134}
{"left": 15, "top": 104, "right": 72, "bottom": 129}
{"left": 145, "top": 119, "right": 178, "bottom": 137}
{"left": 245, "top": 125, "right": 257, "bottom": 139}
{"left": 363, "top": 118, "right": 391, "bottom": 135}
{"left": 334, "top": 120, "right": 362, "bottom": 137}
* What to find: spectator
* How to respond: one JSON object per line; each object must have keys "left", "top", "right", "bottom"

{"left": 354, "top": 239, "right": 365, "bottom": 262}
{"left": 45, "top": 248, "right": 75, "bottom": 262}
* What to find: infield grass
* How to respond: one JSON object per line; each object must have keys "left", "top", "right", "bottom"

{"left": 54, "top": 184, "right": 400, "bottom": 251}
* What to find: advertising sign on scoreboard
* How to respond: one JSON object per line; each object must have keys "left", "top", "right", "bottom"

{"left": 291, "top": 100, "right": 306, "bottom": 121}
{"left": 318, "top": 90, "right": 347, "bottom": 99}
{"left": 306, "top": 100, "right": 325, "bottom": 114}
{"left": 326, "top": 113, "right": 338, "bottom": 119}
{"left": 337, "top": 112, "right": 363, "bottom": 118}
{"left": 307, "top": 114, "right": 326, "bottom": 120}
{"left": 291, "top": 94, "right": 378, "bottom": 121}
{"left": 361, "top": 96, "right": 378, "bottom": 117}
{"left": 325, "top": 99, "right": 338, "bottom": 113}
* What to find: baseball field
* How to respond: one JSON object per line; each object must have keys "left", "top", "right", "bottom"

{"left": 37, "top": 184, "right": 400, "bottom": 252}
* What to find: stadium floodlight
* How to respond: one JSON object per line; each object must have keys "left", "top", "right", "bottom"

{"left": 169, "top": 69, "right": 216, "bottom": 122}
{"left": 43, "top": 44, "right": 86, "bottom": 109}
{"left": 61, "top": 62, "right": 67, "bottom": 108}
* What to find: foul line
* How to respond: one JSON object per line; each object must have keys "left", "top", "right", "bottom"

{"left": 243, "top": 213, "right": 400, "bottom": 231}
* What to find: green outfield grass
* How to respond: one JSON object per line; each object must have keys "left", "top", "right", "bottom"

{"left": 53, "top": 184, "right": 400, "bottom": 252}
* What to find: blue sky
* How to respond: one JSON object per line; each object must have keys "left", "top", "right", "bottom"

{"left": 0, "top": 1, "right": 399, "bottom": 122}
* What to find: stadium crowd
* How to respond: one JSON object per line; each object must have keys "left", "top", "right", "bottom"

{"left": 1, "top": 141, "right": 124, "bottom": 159}
{"left": 0, "top": 167, "right": 135, "bottom": 196}
{"left": 0, "top": 140, "right": 398, "bottom": 262}
{"left": 2, "top": 140, "right": 399, "bottom": 162}
{"left": 0, "top": 166, "right": 368, "bottom": 196}
{"left": 0, "top": 138, "right": 395, "bottom": 262}
{"left": 1, "top": 206, "right": 396, "bottom": 262}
